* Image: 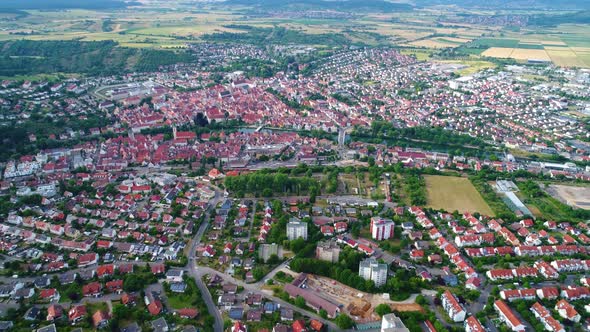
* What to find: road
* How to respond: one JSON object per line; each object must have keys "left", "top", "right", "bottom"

{"left": 245, "top": 201, "right": 257, "bottom": 241}
{"left": 186, "top": 190, "right": 224, "bottom": 332}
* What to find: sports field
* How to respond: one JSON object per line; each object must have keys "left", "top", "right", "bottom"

{"left": 424, "top": 175, "right": 494, "bottom": 215}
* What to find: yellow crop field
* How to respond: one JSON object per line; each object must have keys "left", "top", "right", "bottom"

{"left": 510, "top": 48, "right": 550, "bottom": 61}
{"left": 424, "top": 175, "right": 494, "bottom": 215}
{"left": 542, "top": 40, "right": 567, "bottom": 46}
{"left": 482, "top": 47, "right": 551, "bottom": 61}
{"left": 409, "top": 39, "right": 458, "bottom": 48}
{"left": 482, "top": 47, "right": 514, "bottom": 58}
{"left": 547, "top": 49, "right": 587, "bottom": 67}
{"left": 438, "top": 37, "right": 473, "bottom": 43}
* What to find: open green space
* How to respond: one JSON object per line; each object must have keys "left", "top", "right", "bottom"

{"left": 424, "top": 175, "right": 494, "bottom": 215}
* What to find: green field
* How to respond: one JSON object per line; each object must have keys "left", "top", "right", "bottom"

{"left": 424, "top": 175, "right": 494, "bottom": 215}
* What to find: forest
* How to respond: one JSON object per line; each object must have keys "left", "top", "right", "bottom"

{"left": 203, "top": 25, "right": 353, "bottom": 47}
{"left": 0, "top": 40, "right": 195, "bottom": 76}
{"left": 224, "top": 172, "right": 320, "bottom": 198}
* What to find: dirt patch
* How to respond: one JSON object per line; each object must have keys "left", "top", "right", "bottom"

{"left": 305, "top": 274, "right": 417, "bottom": 323}
{"left": 546, "top": 184, "right": 590, "bottom": 210}
{"left": 391, "top": 303, "right": 424, "bottom": 312}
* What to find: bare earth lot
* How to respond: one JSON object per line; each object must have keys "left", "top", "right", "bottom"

{"left": 304, "top": 274, "right": 419, "bottom": 323}
{"left": 546, "top": 184, "right": 590, "bottom": 210}
{"left": 424, "top": 175, "right": 493, "bottom": 215}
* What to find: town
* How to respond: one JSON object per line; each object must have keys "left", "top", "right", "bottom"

{"left": 0, "top": 40, "right": 589, "bottom": 332}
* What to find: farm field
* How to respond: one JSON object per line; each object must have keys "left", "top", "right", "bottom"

{"left": 547, "top": 49, "right": 588, "bottom": 67}
{"left": 481, "top": 47, "right": 514, "bottom": 58}
{"left": 424, "top": 175, "right": 494, "bottom": 215}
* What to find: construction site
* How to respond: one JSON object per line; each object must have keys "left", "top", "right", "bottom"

{"left": 304, "top": 274, "right": 422, "bottom": 323}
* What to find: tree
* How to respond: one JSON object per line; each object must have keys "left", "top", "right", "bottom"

{"left": 335, "top": 314, "right": 355, "bottom": 329}
{"left": 319, "top": 309, "right": 328, "bottom": 319}
{"left": 252, "top": 267, "right": 265, "bottom": 281}
{"left": 267, "top": 254, "right": 280, "bottom": 265}
{"left": 375, "top": 303, "right": 392, "bottom": 317}
{"left": 295, "top": 296, "right": 306, "bottom": 308}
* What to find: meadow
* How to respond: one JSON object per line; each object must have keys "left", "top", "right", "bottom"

{"left": 424, "top": 175, "right": 494, "bottom": 215}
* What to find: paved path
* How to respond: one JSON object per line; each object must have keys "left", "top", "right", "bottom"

{"left": 186, "top": 191, "right": 224, "bottom": 332}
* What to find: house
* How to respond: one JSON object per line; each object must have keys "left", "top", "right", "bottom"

{"left": 151, "top": 317, "right": 169, "bottom": 332}
{"left": 465, "top": 277, "right": 481, "bottom": 290}
{"left": 68, "top": 305, "right": 87, "bottom": 324}
{"left": 46, "top": 304, "right": 63, "bottom": 321}
{"left": 494, "top": 300, "right": 525, "bottom": 331}
{"left": 122, "top": 293, "right": 136, "bottom": 306}
{"left": 309, "top": 319, "right": 323, "bottom": 332}
{"left": 500, "top": 289, "right": 536, "bottom": 302}
{"left": 280, "top": 308, "right": 294, "bottom": 321}
{"left": 36, "top": 324, "right": 56, "bottom": 332}
{"left": 77, "top": 253, "right": 99, "bottom": 267}
{"left": 106, "top": 280, "right": 123, "bottom": 294}
{"left": 25, "top": 306, "right": 41, "bottom": 321}
{"left": 464, "top": 316, "right": 485, "bottom": 332}
{"left": 409, "top": 249, "right": 424, "bottom": 261}
{"left": 122, "top": 322, "right": 142, "bottom": 332}
{"left": 34, "top": 276, "right": 51, "bottom": 289}
{"left": 166, "top": 269, "right": 184, "bottom": 282}
{"left": 530, "top": 302, "right": 564, "bottom": 332}
{"left": 97, "top": 264, "right": 115, "bottom": 278}
{"left": 428, "top": 254, "right": 442, "bottom": 264}
{"left": 555, "top": 299, "right": 580, "bottom": 322}
{"left": 219, "top": 294, "right": 237, "bottom": 309}
{"left": 229, "top": 307, "right": 244, "bottom": 320}
{"left": 59, "top": 272, "right": 77, "bottom": 285}
{"left": 560, "top": 286, "right": 590, "bottom": 300}
{"left": 13, "top": 287, "right": 35, "bottom": 300}
{"left": 264, "top": 302, "right": 280, "bottom": 314}
{"left": 536, "top": 287, "right": 559, "bottom": 300}
{"left": 170, "top": 282, "right": 187, "bottom": 293}
{"left": 147, "top": 299, "right": 164, "bottom": 315}
{"left": 223, "top": 283, "right": 238, "bottom": 294}
{"left": 92, "top": 310, "right": 109, "bottom": 329}
{"left": 0, "top": 322, "right": 13, "bottom": 332}
{"left": 119, "top": 264, "right": 134, "bottom": 274}
{"left": 292, "top": 320, "right": 306, "bottom": 332}
{"left": 246, "top": 293, "right": 263, "bottom": 306}
{"left": 82, "top": 282, "right": 102, "bottom": 297}
{"left": 151, "top": 264, "right": 166, "bottom": 275}
{"left": 39, "top": 288, "right": 60, "bottom": 302}
{"left": 177, "top": 308, "right": 199, "bottom": 319}
{"left": 231, "top": 321, "right": 247, "bottom": 332}
{"left": 247, "top": 309, "right": 262, "bottom": 322}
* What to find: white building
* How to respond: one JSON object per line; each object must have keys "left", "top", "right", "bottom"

{"left": 494, "top": 300, "right": 525, "bottom": 331}
{"left": 381, "top": 312, "right": 410, "bottom": 332}
{"left": 441, "top": 290, "right": 466, "bottom": 322}
{"left": 370, "top": 217, "right": 395, "bottom": 241}
{"left": 286, "top": 219, "right": 308, "bottom": 241}
{"left": 464, "top": 316, "right": 485, "bottom": 332}
{"left": 359, "top": 258, "right": 388, "bottom": 287}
